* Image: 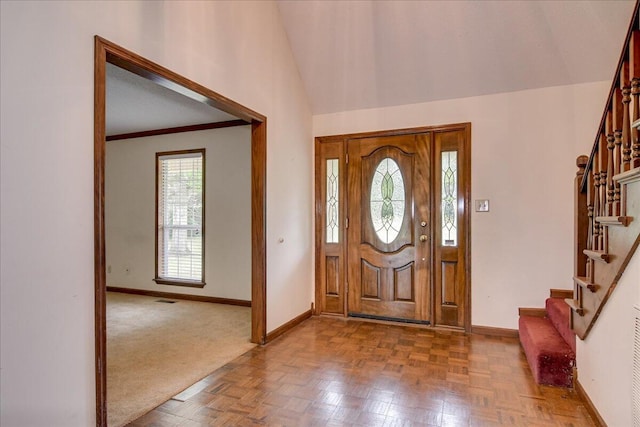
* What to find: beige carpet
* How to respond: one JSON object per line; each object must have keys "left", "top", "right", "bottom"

{"left": 106, "top": 292, "right": 255, "bottom": 427}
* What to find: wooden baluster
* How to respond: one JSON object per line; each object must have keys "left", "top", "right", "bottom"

{"left": 613, "top": 88, "right": 623, "bottom": 216}
{"left": 606, "top": 111, "right": 615, "bottom": 216}
{"left": 586, "top": 169, "right": 594, "bottom": 252}
{"left": 576, "top": 285, "right": 583, "bottom": 322}
{"left": 622, "top": 63, "right": 632, "bottom": 172}
{"left": 632, "top": 77, "right": 640, "bottom": 169}
{"left": 586, "top": 166, "right": 594, "bottom": 280}
{"left": 592, "top": 147, "right": 601, "bottom": 251}
{"left": 598, "top": 133, "right": 608, "bottom": 250}
{"left": 631, "top": 31, "right": 640, "bottom": 169}
{"left": 575, "top": 155, "right": 588, "bottom": 280}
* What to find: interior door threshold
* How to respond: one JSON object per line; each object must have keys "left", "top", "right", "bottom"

{"left": 348, "top": 312, "right": 430, "bottom": 325}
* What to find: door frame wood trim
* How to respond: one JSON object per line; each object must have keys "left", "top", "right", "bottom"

{"left": 94, "top": 36, "right": 267, "bottom": 427}
{"left": 315, "top": 123, "right": 471, "bottom": 331}
{"left": 316, "top": 123, "right": 470, "bottom": 141}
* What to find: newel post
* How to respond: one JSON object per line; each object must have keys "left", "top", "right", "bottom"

{"left": 575, "top": 155, "right": 589, "bottom": 278}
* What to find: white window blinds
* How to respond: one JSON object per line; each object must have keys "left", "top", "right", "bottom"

{"left": 157, "top": 150, "right": 204, "bottom": 283}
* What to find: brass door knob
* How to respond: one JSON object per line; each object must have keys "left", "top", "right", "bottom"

{"left": 419, "top": 234, "right": 428, "bottom": 242}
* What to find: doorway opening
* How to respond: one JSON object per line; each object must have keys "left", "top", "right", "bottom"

{"left": 315, "top": 124, "right": 471, "bottom": 330}
{"left": 94, "top": 36, "right": 267, "bottom": 426}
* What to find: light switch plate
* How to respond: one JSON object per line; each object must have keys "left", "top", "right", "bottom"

{"left": 475, "top": 199, "right": 490, "bottom": 212}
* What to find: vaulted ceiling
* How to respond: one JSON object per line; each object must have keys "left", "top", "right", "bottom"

{"left": 276, "top": 0, "right": 636, "bottom": 114}
{"left": 106, "top": 1, "right": 636, "bottom": 134}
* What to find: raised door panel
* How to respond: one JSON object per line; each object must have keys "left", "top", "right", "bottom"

{"left": 361, "top": 260, "right": 381, "bottom": 299}
{"left": 324, "top": 256, "right": 342, "bottom": 313}
{"left": 394, "top": 263, "right": 415, "bottom": 302}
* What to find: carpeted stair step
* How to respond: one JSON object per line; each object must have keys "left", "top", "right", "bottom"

{"left": 518, "top": 314, "right": 575, "bottom": 387}
{"left": 545, "top": 297, "right": 575, "bottom": 353}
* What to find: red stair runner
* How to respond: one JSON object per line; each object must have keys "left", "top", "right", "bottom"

{"left": 519, "top": 298, "right": 575, "bottom": 387}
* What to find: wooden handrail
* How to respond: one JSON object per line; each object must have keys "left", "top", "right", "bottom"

{"left": 581, "top": 1, "right": 640, "bottom": 191}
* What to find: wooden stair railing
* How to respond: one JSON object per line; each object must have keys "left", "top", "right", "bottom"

{"left": 569, "top": 1, "right": 640, "bottom": 339}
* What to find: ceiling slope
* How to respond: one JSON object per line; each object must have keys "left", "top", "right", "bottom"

{"left": 277, "top": 0, "right": 636, "bottom": 115}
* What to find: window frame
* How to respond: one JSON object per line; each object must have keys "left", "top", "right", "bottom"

{"left": 154, "top": 148, "right": 206, "bottom": 288}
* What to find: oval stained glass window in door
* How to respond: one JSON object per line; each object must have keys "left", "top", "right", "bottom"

{"left": 370, "top": 157, "right": 405, "bottom": 243}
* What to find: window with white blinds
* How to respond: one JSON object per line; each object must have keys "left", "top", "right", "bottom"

{"left": 155, "top": 149, "right": 205, "bottom": 286}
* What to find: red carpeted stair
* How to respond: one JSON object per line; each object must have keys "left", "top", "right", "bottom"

{"left": 519, "top": 297, "right": 576, "bottom": 387}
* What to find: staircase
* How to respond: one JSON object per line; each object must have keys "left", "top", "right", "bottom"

{"left": 519, "top": 2, "right": 640, "bottom": 388}
{"left": 568, "top": 2, "right": 640, "bottom": 340}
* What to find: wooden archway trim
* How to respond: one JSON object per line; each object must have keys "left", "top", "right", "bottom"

{"left": 94, "top": 36, "right": 267, "bottom": 426}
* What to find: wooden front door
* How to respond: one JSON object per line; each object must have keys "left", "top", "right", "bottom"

{"left": 346, "top": 134, "right": 431, "bottom": 322}
{"left": 315, "top": 124, "right": 470, "bottom": 330}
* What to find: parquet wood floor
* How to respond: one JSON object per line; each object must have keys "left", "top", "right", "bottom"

{"left": 127, "top": 317, "right": 595, "bottom": 427}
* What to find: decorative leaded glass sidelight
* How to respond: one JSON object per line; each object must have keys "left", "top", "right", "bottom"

{"left": 441, "top": 151, "right": 458, "bottom": 246}
{"left": 326, "top": 159, "right": 339, "bottom": 243}
{"left": 370, "top": 158, "right": 405, "bottom": 244}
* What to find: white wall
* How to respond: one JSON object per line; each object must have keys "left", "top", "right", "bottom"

{"left": 0, "top": 1, "right": 313, "bottom": 426}
{"left": 106, "top": 127, "right": 251, "bottom": 300}
{"left": 576, "top": 249, "right": 640, "bottom": 427}
{"left": 314, "top": 81, "right": 609, "bottom": 329}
